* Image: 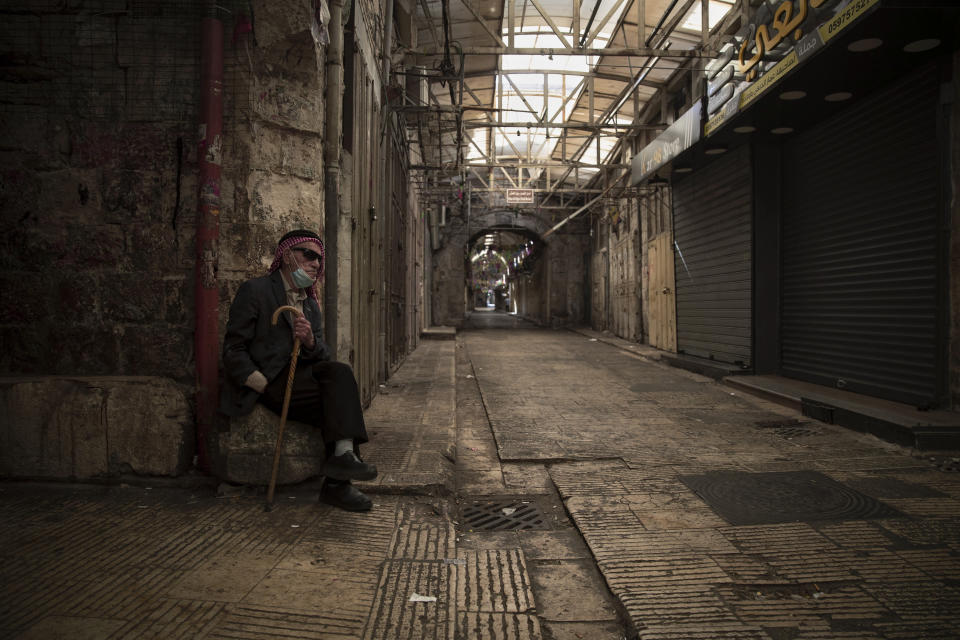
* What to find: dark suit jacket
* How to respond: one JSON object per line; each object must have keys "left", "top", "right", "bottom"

{"left": 220, "top": 270, "right": 330, "bottom": 417}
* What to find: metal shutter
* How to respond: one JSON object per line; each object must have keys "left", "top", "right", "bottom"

{"left": 780, "top": 66, "right": 941, "bottom": 406}
{"left": 673, "top": 144, "right": 753, "bottom": 367}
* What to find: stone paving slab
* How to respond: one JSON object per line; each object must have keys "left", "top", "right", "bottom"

{"left": 358, "top": 339, "right": 457, "bottom": 496}
{"left": 465, "top": 327, "right": 960, "bottom": 639}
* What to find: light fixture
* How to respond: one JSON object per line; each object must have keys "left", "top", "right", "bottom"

{"left": 771, "top": 126, "right": 794, "bottom": 135}
{"left": 848, "top": 38, "right": 882, "bottom": 52}
{"left": 904, "top": 39, "right": 940, "bottom": 53}
{"left": 779, "top": 90, "right": 806, "bottom": 100}
{"left": 733, "top": 125, "right": 756, "bottom": 133}
{"left": 705, "top": 146, "right": 727, "bottom": 155}
{"left": 674, "top": 166, "right": 693, "bottom": 173}
{"left": 516, "top": 130, "right": 520, "bottom": 137}
{"left": 824, "top": 91, "right": 852, "bottom": 102}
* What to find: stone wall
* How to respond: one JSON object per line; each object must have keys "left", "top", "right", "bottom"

{"left": 431, "top": 213, "right": 468, "bottom": 328}
{"left": 218, "top": 0, "right": 329, "bottom": 325}
{"left": 545, "top": 232, "right": 589, "bottom": 326}
{"left": 951, "top": 50, "right": 959, "bottom": 410}
{"left": 0, "top": 0, "right": 332, "bottom": 479}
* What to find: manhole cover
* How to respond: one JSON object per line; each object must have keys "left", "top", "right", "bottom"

{"left": 755, "top": 419, "right": 820, "bottom": 439}
{"left": 459, "top": 499, "right": 547, "bottom": 531}
{"left": 678, "top": 470, "right": 904, "bottom": 526}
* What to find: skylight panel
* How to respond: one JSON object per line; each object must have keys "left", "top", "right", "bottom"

{"left": 679, "top": 1, "right": 733, "bottom": 32}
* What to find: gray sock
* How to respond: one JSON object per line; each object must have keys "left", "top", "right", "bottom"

{"left": 333, "top": 439, "right": 354, "bottom": 457}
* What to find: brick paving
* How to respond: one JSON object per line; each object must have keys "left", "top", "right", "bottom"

{"left": 466, "top": 326, "right": 960, "bottom": 640}
{"left": 2, "top": 320, "right": 959, "bottom": 639}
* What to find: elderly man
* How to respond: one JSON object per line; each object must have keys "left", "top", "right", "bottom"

{"left": 220, "top": 229, "right": 377, "bottom": 511}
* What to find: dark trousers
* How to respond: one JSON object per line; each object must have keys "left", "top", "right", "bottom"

{"left": 259, "top": 360, "right": 368, "bottom": 457}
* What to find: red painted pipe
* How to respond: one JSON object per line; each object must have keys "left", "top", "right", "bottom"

{"left": 195, "top": 16, "right": 223, "bottom": 472}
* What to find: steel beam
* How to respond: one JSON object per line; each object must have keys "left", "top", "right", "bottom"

{"left": 462, "top": 121, "right": 663, "bottom": 130}
{"left": 582, "top": 0, "right": 628, "bottom": 48}
{"left": 406, "top": 46, "right": 711, "bottom": 57}
{"left": 527, "top": 0, "right": 573, "bottom": 49}
{"left": 455, "top": 0, "right": 506, "bottom": 47}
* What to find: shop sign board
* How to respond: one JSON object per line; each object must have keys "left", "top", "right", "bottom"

{"left": 704, "top": 0, "right": 880, "bottom": 136}
{"left": 631, "top": 101, "right": 702, "bottom": 185}
{"left": 505, "top": 189, "right": 535, "bottom": 204}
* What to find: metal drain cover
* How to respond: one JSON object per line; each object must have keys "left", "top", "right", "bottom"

{"left": 679, "top": 470, "right": 904, "bottom": 526}
{"left": 459, "top": 499, "right": 547, "bottom": 531}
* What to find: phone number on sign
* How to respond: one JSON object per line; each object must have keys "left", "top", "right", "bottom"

{"left": 822, "top": 0, "right": 879, "bottom": 38}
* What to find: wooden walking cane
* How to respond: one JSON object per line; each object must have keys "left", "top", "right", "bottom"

{"left": 265, "top": 304, "right": 304, "bottom": 511}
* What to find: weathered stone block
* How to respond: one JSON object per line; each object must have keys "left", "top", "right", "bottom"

{"left": 252, "top": 72, "right": 324, "bottom": 134}
{"left": 0, "top": 376, "right": 190, "bottom": 479}
{"left": 218, "top": 222, "right": 289, "bottom": 273}
{"left": 0, "top": 272, "right": 50, "bottom": 323}
{"left": 55, "top": 272, "right": 100, "bottom": 325}
{"left": 0, "top": 168, "right": 41, "bottom": 226}
{"left": 117, "top": 327, "right": 191, "bottom": 381}
{"left": 249, "top": 0, "right": 315, "bottom": 50}
{"left": 126, "top": 223, "right": 191, "bottom": 273}
{"left": 0, "top": 114, "right": 70, "bottom": 170}
{"left": 212, "top": 404, "right": 325, "bottom": 485}
{"left": 246, "top": 171, "right": 323, "bottom": 226}
{"left": 48, "top": 327, "right": 119, "bottom": 375}
{"left": 59, "top": 223, "right": 126, "bottom": 270}
{"left": 248, "top": 125, "right": 324, "bottom": 180}
{"left": 70, "top": 122, "right": 185, "bottom": 171}
{"left": 37, "top": 168, "right": 102, "bottom": 219}
{"left": 105, "top": 380, "right": 192, "bottom": 475}
{"left": 0, "top": 326, "right": 50, "bottom": 374}
{"left": 101, "top": 274, "right": 187, "bottom": 325}
{"left": 101, "top": 170, "right": 164, "bottom": 223}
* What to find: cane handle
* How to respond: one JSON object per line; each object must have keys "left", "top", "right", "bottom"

{"left": 271, "top": 304, "right": 302, "bottom": 325}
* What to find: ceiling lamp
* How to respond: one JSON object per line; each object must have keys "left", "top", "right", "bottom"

{"left": 779, "top": 90, "right": 806, "bottom": 100}
{"left": 904, "top": 39, "right": 940, "bottom": 53}
{"left": 705, "top": 146, "right": 727, "bottom": 155}
{"left": 733, "top": 125, "right": 756, "bottom": 134}
{"left": 824, "top": 92, "right": 853, "bottom": 102}
{"left": 674, "top": 166, "right": 693, "bottom": 173}
{"left": 848, "top": 38, "right": 882, "bottom": 52}
{"left": 771, "top": 127, "right": 794, "bottom": 135}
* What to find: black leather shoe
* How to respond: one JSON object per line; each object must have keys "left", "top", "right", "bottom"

{"left": 322, "top": 452, "right": 378, "bottom": 481}
{"left": 320, "top": 481, "right": 372, "bottom": 512}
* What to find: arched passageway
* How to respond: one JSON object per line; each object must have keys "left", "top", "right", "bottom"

{"left": 467, "top": 226, "right": 546, "bottom": 319}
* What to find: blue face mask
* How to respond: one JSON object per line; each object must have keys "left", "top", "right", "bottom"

{"left": 290, "top": 268, "right": 315, "bottom": 288}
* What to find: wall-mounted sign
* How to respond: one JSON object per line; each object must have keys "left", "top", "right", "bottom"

{"left": 505, "top": 189, "right": 535, "bottom": 204}
{"left": 632, "top": 101, "right": 702, "bottom": 185}
{"left": 704, "top": 0, "right": 879, "bottom": 136}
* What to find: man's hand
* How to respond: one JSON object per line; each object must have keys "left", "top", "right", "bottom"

{"left": 293, "top": 316, "right": 315, "bottom": 349}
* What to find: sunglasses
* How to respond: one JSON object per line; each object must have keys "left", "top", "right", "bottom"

{"left": 291, "top": 247, "right": 322, "bottom": 262}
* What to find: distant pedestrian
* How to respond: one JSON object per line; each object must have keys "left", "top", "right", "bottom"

{"left": 220, "top": 229, "right": 377, "bottom": 511}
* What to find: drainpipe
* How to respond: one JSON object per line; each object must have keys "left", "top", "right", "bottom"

{"left": 324, "top": 0, "right": 346, "bottom": 359}
{"left": 194, "top": 13, "right": 223, "bottom": 472}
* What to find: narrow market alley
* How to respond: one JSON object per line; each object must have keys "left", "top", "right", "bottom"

{"left": 2, "top": 318, "right": 959, "bottom": 639}
{"left": 2, "top": 4, "right": 960, "bottom": 638}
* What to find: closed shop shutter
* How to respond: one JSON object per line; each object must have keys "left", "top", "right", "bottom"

{"left": 780, "top": 66, "right": 941, "bottom": 406}
{"left": 673, "top": 144, "right": 753, "bottom": 366}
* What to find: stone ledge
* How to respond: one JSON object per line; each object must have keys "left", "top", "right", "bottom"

{"left": 421, "top": 326, "right": 457, "bottom": 340}
{"left": 0, "top": 376, "right": 191, "bottom": 480}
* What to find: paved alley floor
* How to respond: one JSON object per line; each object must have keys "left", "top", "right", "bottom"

{"left": 2, "top": 314, "right": 960, "bottom": 639}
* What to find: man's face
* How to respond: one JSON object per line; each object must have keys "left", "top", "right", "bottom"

{"left": 284, "top": 241, "right": 322, "bottom": 280}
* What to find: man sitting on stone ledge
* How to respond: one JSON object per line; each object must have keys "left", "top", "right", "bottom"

{"left": 220, "top": 228, "right": 377, "bottom": 511}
